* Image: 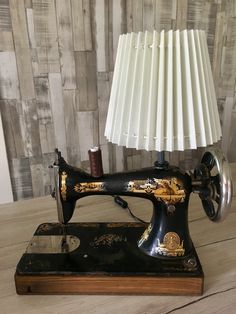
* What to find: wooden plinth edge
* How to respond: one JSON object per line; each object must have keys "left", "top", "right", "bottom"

{"left": 15, "top": 273, "right": 204, "bottom": 295}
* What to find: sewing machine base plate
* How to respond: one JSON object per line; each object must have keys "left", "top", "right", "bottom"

{"left": 15, "top": 222, "right": 204, "bottom": 295}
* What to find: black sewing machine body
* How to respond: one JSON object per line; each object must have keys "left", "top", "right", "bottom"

{"left": 57, "top": 154, "right": 193, "bottom": 258}
{"left": 15, "top": 148, "right": 232, "bottom": 295}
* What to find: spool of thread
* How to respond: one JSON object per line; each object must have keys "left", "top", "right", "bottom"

{"left": 88, "top": 146, "right": 104, "bottom": 178}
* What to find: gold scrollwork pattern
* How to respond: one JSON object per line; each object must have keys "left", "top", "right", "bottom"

{"left": 140, "top": 224, "right": 152, "bottom": 241}
{"left": 90, "top": 234, "right": 126, "bottom": 248}
{"left": 74, "top": 182, "right": 104, "bottom": 193}
{"left": 61, "top": 172, "right": 67, "bottom": 201}
{"left": 127, "top": 177, "right": 186, "bottom": 205}
{"left": 155, "top": 232, "right": 185, "bottom": 257}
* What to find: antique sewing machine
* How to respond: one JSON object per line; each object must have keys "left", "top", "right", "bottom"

{"left": 15, "top": 29, "right": 233, "bottom": 295}
{"left": 15, "top": 146, "right": 232, "bottom": 295}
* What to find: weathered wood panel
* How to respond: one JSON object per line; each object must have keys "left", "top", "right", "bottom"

{"left": 228, "top": 110, "right": 236, "bottom": 162}
{"left": 26, "top": 8, "right": 36, "bottom": 49}
{"left": 187, "top": 0, "right": 203, "bottom": 29}
{"left": 200, "top": 1, "right": 217, "bottom": 63}
{"left": 55, "top": 0, "right": 76, "bottom": 89}
{"left": 97, "top": 72, "right": 110, "bottom": 146}
{"left": 221, "top": 17, "right": 236, "bottom": 95}
{"left": 132, "top": 0, "right": 143, "bottom": 32}
{"left": 24, "top": 0, "right": 32, "bottom": 9}
{"left": 222, "top": 97, "right": 234, "bottom": 154}
{"left": 97, "top": 72, "right": 113, "bottom": 173}
{"left": 32, "top": 0, "right": 60, "bottom": 74}
{"left": 77, "top": 110, "right": 99, "bottom": 161}
{"left": 71, "top": 0, "right": 93, "bottom": 52}
{"left": 75, "top": 52, "right": 87, "bottom": 111}
{"left": 0, "top": 51, "right": 20, "bottom": 99}
{"left": 0, "top": 111, "right": 13, "bottom": 203}
{"left": 126, "top": 0, "right": 133, "bottom": 33}
{"left": 0, "top": 0, "right": 12, "bottom": 31}
{"left": 0, "top": 100, "right": 24, "bottom": 159}
{"left": 34, "top": 77, "right": 55, "bottom": 154}
{"left": 176, "top": 0, "right": 188, "bottom": 30}
{"left": 112, "top": 0, "right": 124, "bottom": 62}
{"left": 30, "top": 160, "right": 44, "bottom": 197}
{"left": 0, "top": 31, "right": 13, "bottom": 51}
{"left": 75, "top": 51, "right": 97, "bottom": 111}
{"left": 9, "top": 157, "right": 33, "bottom": 200}
{"left": 143, "top": 0, "right": 154, "bottom": 31}
{"left": 29, "top": 153, "right": 55, "bottom": 197}
{"left": 20, "top": 99, "right": 42, "bottom": 157}
{"left": 63, "top": 89, "right": 81, "bottom": 166}
{"left": 212, "top": 10, "right": 225, "bottom": 96}
{"left": 41, "top": 153, "right": 56, "bottom": 194}
{"left": 9, "top": 0, "right": 35, "bottom": 99}
{"left": 155, "top": 0, "right": 173, "bottom": 31}
{"left": 48, "top": 73, "right": 67, "bottom": 159}
{"left": 95, "top": 0, "right": 109, "bottom": 72}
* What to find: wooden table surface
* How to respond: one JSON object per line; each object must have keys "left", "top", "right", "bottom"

{"left": 1, "top": 164, "right": 236, "bottom": 314}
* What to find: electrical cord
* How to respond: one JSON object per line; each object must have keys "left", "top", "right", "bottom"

{"left": 112, "top": 195, "right": 147, "bottom": 224}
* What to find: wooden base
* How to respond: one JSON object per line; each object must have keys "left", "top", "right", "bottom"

{"left": 15, "top": 274, "right": 203, "bottom": 295}
{"left": 15, "top": 223, "right": 204, "bottom": 295}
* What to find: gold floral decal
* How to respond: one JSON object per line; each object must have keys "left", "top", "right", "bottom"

{"left": 61, "top": 171, "right": 67, "bottom": 201}
{"left": 127, "top": 177, "right": 185, "bottom": 205}
{"left": 90, "top": 234, "right": 126, "bottom": 248}
{"left": 74, "top": 182, "right": 104, "bottom": 193}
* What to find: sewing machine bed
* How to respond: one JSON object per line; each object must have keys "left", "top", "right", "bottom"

{"left": 15, "top": 222, "right": 203, "bottom": 295}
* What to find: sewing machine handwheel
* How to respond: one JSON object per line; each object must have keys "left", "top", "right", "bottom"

{"left": 200, "top": 148, "right": 232, "bottom": 222}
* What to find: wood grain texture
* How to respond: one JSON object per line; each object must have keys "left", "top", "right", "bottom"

{"left": 9, "top": 0, "right": 35, "bottom": 99}
{"left": 34, "top": 77, "right": 55, "bottom": 154}
{"left": 0, "top": 0, "right": 235, "bottom": 200}
{"left": 63, "top": 89, "right": 81, "bottom": 166}
{"left": 95, "top": 0, "right": 108, "bottom": 72}
{"left": 0, "top": 0, "right": 12, "bottom": 31}
{"left": 32, "top": 0, "right": 60, "bottom": 74}
{"left": 9, "top": 157, "right": 33, "bottom": 199}
{"left": 71, "top": 0, "right": 93, "bottom": 51}
{"left": 48, "top": 73, "right": 67, "bottom": 160}
{"left": 77, "top": 110, "right": 99, "bottom": 161}
{"left": 55, "top": 0, "right": 76, "bottom": 89}
{"left": 15, "top": 274, "right": 203, "bottom": 295}
{"left": 0, "top": 111, "right": 13, "bottom": 203}
{"left": 0, "top": 51, "right": 20, "bottom": 99}
{"left": 75, "top": 51, "right": 97, "bottom": 111}
{"left": 20, "top": 99, "right": 42, "bottom": 157}
{"left": 0, "top": 30, "right": 13, "bottom": 51}
{"left": 176, "top": 0, "right": 188, "bottom": 30}
{"left": 0, "top": 99, "right": 24, "bottom": 158}
{"left": 97, "top": 72, "right": 110, "bottom": 146}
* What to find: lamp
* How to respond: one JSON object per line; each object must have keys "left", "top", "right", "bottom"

{"left": 104, "top": 29, "right": 232, "bottom": 256}
{"left": 14, "top": 30, "right": 233, "bottom": 296}
{"left": 105, "top": 29, "right": 221, "bottom": 152}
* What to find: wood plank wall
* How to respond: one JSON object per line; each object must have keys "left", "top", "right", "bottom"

{"left": 0, "top": 0, "right": 235, "bottom": 200}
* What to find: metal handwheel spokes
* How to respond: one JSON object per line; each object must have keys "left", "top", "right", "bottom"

{"left": 198, "top": 148, "right": 232, "bottom": 222}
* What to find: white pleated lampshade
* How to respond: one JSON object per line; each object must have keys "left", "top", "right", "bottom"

{"left": 104, "top": 30, "right": 222, "bottom": 152}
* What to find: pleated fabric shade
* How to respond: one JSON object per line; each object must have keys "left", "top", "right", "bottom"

{"left": 104, "top": 30, "right": 222, "bottom": 152}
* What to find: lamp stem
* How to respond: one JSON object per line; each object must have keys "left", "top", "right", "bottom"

{"left": 157, "top": 151, "right": 165, "bottom": 164}
{"left": 154, "top": 151, "right": 169, "bottom": 169}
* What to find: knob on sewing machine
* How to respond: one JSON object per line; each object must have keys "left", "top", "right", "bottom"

{"left": 51, "top": 146, "right": 232, "bottom": 259}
